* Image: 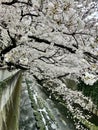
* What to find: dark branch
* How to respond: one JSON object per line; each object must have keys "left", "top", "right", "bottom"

{"left": 37, "top": 49, "right": 60, "bottom": 64}
{"left": 6, "top": 61, "right": 29, "bottom": 70}
{"left": 7, "top": 30, "right": 16, "bottom": 46}
{"left": 84, "top": 52, "right": 98, "bottom": 61}
{"left": 56, "top": 73, "right": 69, "bottom": 79}
{"left": 0, "top": 44, "right": 16, "bottom": 56}
{"left": 0, "top": 30, "right": 17, "bottom": 55}
{"left": 20, "top": 10, "right": 39, "bottom": 21}
{"left": 63, "top": 32, "right": 92, "bottom": 36}
{"left": 38, "top": 56, "right": 56, "bottom": 64}
{"left": 2, "top": 0, "right": 17, "bottom": 5}
{"left": 58, "top": 30, "right": 92, "bottom": 49}
{"left": 63, "top": 31, "right": 92, "bottom": 49}
{"left": 72, "top": 35, "right": 79, "bottom": 49}
{"left": 2, "top": 0, "right": 32, "bottom": 6}
{"left": 31, "top": 46, "right": 46, "bottom": 53}
{"left": 28, "top": 35, "right": 76, "bottom": 53}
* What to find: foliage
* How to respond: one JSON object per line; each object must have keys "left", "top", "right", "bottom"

{"left": 78, "top": 79, "right": 98, "bottom": 108}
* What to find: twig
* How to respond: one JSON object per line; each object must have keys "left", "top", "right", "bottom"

{"left": 20, "top": 10, "right": 39, "bottom": 21}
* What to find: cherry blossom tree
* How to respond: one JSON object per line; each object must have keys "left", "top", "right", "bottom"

{"left": 0, "top": 1, "right": 98, "bottom": 130}
{"left": 0, "top": 0, "right": 98, "bottom": 85}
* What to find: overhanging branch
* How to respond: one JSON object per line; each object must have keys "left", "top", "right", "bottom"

{"left": 2, "top": 0, "right": 32, "bottom": 6}
{"left": 6, "top": 61, "right": 29, "bottom": 70}
{"left": 0, "top": 30, "right": 17, "bottom": 55}
{"left": 84, "top": 52, "right": 98, "bottom": 61}
{"left": 28, "top": 35, "right": 76, "bottom": 53}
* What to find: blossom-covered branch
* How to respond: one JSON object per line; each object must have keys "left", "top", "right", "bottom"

{"left": 2, "top": 0, "right": 32, "bottom": 6}
{"left": 28, "top": 35, "right": 76, "bottom": 53}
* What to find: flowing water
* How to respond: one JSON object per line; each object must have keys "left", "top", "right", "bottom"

{"left": 19, "top": 79, "right": 75, "bottom": 130}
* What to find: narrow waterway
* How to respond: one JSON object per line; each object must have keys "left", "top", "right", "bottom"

{"left": 19, "top": 79, "right": 75, "bottom": 130}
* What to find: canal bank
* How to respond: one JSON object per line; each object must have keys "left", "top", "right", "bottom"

{"left": 19, "top": 75, "right": 98, "bottom": 130}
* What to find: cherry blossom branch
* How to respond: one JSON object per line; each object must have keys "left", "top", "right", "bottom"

{"left": 2, "top": 0, "right": 32, "bottom": 6}
{"left": 0, "top": 30, "right": 22, "bottom": 59}
{"left": 28, "top": 35, "right": 76, "bottom": 53}
{"left": 59, "top": 29, "right": 92, "bottom": 49}
{"left": 0, "top": 30, "right": 17, "bottom": 55}
{"left": 6, "top": 61, "right": 29, "bottom": 70}
{"left": 20, "top": 10, "right": 39, "bottom": 21}
{"left": 84, "top": 52, "right": 98, "bottom": 61}
{"left": 63, "top": 32, "right": 92, "bottom": 36}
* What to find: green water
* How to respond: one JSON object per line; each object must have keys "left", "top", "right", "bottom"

{"left": 25, "top": 79, "right": 76, "bottom": 130}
